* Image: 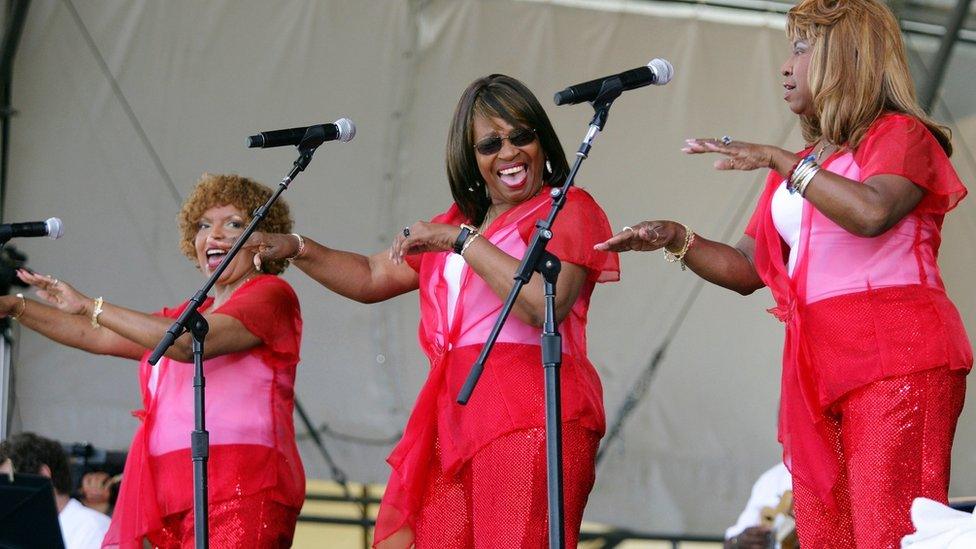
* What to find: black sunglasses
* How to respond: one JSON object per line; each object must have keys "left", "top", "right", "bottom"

{"left": 473, "top": 127, "right": 537, "bottom": 156}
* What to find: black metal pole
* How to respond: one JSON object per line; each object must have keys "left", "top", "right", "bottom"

{"left": 188, "top": 311, "right": 209, "bottom": 549}
{"left": 539, "top": 259, "right": 564, "bottom": 548}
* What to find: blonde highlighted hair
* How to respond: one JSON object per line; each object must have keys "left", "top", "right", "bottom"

{"left": 787, "top": 0, "right": 951, "bottom": 154}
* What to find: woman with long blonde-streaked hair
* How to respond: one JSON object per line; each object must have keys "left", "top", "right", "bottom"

{"left": 598, "top": 0, "right": 971, "bottom": 546}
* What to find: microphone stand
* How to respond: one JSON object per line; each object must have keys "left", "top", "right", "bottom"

{"left": 456, "top": 78, "right": 624, "bottom": 549}
{"left": 147, "top": 126, "right": 332, "bottom": 549}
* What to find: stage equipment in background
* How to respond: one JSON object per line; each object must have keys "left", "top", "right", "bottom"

{"left": 0, "top": 244, "right": 28, "bottom": 441}
{"left": 457, "top": 59, "right": 673, "bottom": 549}
{"left": 147, "top": 118, "right": 356, "bottom": 549}
{"left": 0, "top": 473, "right": 66, "bottom": 549}
{"left": 0, "top": 217, "right": 63, "bottom": 244}
{"left": 246, "top": 118, "right": 356, "bottom": 148}
{"left": 553, "top": 58, "right": 673, "bottom": 106}
{"left": 62, "top": 442, "right": 127, "bottom": 501}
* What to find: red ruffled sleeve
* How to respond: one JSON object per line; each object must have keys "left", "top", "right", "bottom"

{"left": 211, "top": 275, "right": 302, "bottom": 368}
{"left": 516, "top": 187, "right": 620, "bottom": 283}
{"left": 855, "top": 113, "right": 967, "bottom": 214}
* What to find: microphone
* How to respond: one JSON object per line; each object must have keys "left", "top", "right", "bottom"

{"left": 246, "top": 118, "right": 356, "bottom": 148}
{"left": 0, "top": 217, "right": 64, "bottom": 243}
{"left": 553, "top": 58, "right": 674, "bottom": 106}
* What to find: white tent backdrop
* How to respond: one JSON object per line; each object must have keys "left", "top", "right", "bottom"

{"left": 5, "top": 0, "right": 976, "bottom": 535}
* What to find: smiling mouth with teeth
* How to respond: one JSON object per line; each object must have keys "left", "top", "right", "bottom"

{"left": 497, "top": 163, "right": 528, "bottom": 188}
{"left": 205, "top": 249, "right": 228, "bottom": 270}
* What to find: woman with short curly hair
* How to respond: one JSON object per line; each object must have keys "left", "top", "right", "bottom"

{"left": 600, "top": 0, "right": 971, "bottom": 546}
{"left": 1, "top": 173, "right": 306, "bottom": 547}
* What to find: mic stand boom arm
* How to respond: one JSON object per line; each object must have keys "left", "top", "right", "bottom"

{"left": 456, "top": 78, "right": 623, "bottom": 549}
{"left": 147, "top": 126, "right": 330, "bottom": 549}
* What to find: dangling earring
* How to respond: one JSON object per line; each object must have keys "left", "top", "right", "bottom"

{"left": 545, "top": 159, "right": 553, "bottom": 177}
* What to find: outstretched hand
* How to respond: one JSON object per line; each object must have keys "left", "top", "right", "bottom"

{"left": 16, "top": 269, "right": 90, "bottom": 315}
{"left": 594, "top": 221, "right": 685, "bottom": 253}
{"left": 682, "top": 137, "right": 779, "bottom": 171}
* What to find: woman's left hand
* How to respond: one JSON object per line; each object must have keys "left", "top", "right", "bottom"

{"left": 16, "top": 269, "right": 91, "bottom": 315}
{"left": 390, "top": 222, "right": 460, "bottom": 265}
{"left": 682, "top": 137, "right": 782, "bottom": 171}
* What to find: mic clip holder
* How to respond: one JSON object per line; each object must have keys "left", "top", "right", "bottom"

{"left": 455, "top": 84, "right": 621, "bottom": 549}
{"left": 147, "top": 129, "right": 327, "bottom": 549}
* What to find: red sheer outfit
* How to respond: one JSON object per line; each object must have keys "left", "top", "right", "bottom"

{"left": 102, "top": 275, "right": 305, "bottom": 548}
{"left": 745, "top": 113, "right": 972, "bottom": 546}
{"left": 373, "top": 187, "right": 619, "bottom": 548}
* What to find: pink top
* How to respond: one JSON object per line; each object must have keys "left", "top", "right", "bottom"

{"left": 373, "top": 186, "right": 619, "bottom": 547}
{"left": 103, "top": 275, "right": 304, "bottom": 548}
{"left": 746, "top": 113, "right": 972, "bottom": 508}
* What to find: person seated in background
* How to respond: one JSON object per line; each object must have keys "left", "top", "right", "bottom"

{"left": 79, "top": 471, "right": 122, "bottom": 516}
{"left": 0, "top": 432, "right": 111, "bottom": 549}
{"left": 725, "top": 462, "right": 795, "bottom": 549}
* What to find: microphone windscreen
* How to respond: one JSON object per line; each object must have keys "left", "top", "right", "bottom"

{"left": 334, "top": 118, "right": 356, "bottom": 143}
{"left": 648, "top": 58, "right": 674, "bottom": 85}
{"left": 45, "top": 217, "right": 64, "bottom": 239}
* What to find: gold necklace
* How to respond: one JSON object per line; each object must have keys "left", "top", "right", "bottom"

{"left": 816, "top": 141, "right": 832, "bottom": 162}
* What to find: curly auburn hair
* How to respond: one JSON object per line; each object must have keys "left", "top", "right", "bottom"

{"left": 177, "top": 173, "right": 294, "bottom": 275}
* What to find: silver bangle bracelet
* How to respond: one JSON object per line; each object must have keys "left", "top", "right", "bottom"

{"left": 789, "top": 160, "right": 818, "bottom": 194}
{"left": 796, "top": 164, "right": 820, "bottom": 196}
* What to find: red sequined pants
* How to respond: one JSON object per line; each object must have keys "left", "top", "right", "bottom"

{"left": 147, "top": 490, "right": 299, "bottom": 549}
{"left": 792, "top": 367, "right": 966, "bottom": 549}
{"left": 411, "top": 422, "right": 599, "bottom": 548}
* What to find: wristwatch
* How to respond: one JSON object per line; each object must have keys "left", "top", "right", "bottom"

{"left": 453, "top": 224, "right": 477, "bottom": 254}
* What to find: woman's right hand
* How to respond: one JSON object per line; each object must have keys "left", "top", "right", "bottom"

{"left": 16, "top": 269, "right": 91, "bottom": 315}
{"left": 594, "top": 220, "right": 687, "bottom": 253}
{"left": 244, "top": 232, "right": 301, "bottom": 270}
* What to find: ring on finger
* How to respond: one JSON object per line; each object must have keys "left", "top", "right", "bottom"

{"left": 721, "top": 135, "right": 733, "bottom": 146}
{"left": 622, "top": 226, "right": 635, "bottom": 234}
{"left": 402, "top": 226, "right": 410, "bottom": 238}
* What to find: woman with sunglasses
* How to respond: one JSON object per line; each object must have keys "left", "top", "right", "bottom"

{"left": 247, "top": 74, "right": 619, "bottom": 548}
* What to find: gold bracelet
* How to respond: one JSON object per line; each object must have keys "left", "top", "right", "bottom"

{"left": 460, "top": 231, "right": 481, "bottom": 256}
{"left": 10, "top": 293, "right": 26, "bottom": 321}
{"left": 90, "top": 296, "right": 104, "bottom": 328}
{"left": 664, "top": 224, "right": 696, "bottom": 270}
{"left": 287, "top": 233, "right": 306, "bottom": 261}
